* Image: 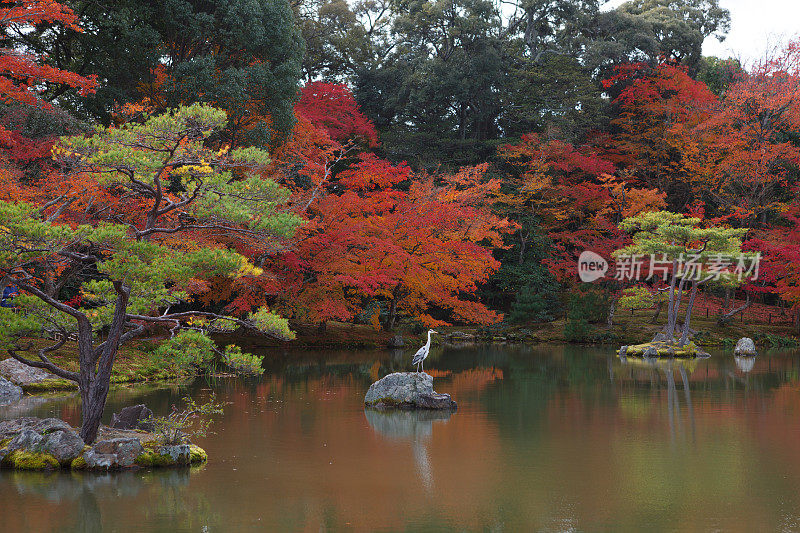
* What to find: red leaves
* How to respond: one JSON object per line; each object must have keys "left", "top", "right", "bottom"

{"left": 274, "top": 151, "right": 507, "bottom": 326}
{"left": 0, "top": 1, "right": 97, "bottom": 110}
{"left": 296, "top": 82, "right": 378, "bottom": 147}
{"left": 337, "top": 153, "right": 411, "bottom": 190}
{"left": 497, "top": 133, "right": 658, "bottom": 283}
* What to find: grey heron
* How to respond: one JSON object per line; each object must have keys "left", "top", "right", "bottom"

{"left": 412, "top": 329, "right": 438, "bottom": 372}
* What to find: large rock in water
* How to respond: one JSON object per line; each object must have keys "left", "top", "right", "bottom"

{"left": 110, "top": 404, "right": 154, "bottom": 431}
{"left": 734, "top": 337, "right": 757, "bottom": 356}
{"left": 364, "top": 372, "right": 457, "bottom": 410}
{"left": 0, "top": 358, "right": 58, "bottom": 387}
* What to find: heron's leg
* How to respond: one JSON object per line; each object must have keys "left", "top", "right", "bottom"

{"left": 421, "top": 360, "right": 424, "bottom": 373}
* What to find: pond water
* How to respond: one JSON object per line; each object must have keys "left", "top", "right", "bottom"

{"left": 2, "top": 344, "right": 800, "bottom": 531}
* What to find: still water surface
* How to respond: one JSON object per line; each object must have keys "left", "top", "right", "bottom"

{"left": 2, "top": 344, "right": 800, "bottom": 531}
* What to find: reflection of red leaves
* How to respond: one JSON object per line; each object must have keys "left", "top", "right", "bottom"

{"left": 447, "top": 368, "right": 504, "bottom": 395}
{"left": 424, "top": 369, "right": 452, "bottom": 378}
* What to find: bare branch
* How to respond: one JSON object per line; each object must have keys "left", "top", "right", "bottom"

{"left": 7, "top": 344, "right": 80, "bottom": 383}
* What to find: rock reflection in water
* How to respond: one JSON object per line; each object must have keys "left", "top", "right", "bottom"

{"left": 735, "top": 355, "right": 756, "bottom": 373}
{"left": 364, "top": 408, "right": 453, "bottom": 491}
{"left": 0, "top": 394, "right": 77, "bottom": 416}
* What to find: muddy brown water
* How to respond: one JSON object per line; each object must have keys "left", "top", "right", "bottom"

{"left": 2, "top": 344, "right": 800, "bottom": 531}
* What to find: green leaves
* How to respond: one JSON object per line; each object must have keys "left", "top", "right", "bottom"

{"left": 222, "top": 345, "right": 264, "bottom": 375}
{"left": 248, "top": 308, "right": 296, "bottom": 341}
{"left": 152, "top": 330, "right": 217, "bottom": 376}
{"left": 615, "top": 210, "right": 754, "bottom": 286}
{"left": 53, "top": 104, "right": 301, "bottom": 243}
{"left": 0, "top": 202, "right": 89, "bottom": 268}
{"left": 2, "top": 106, "right": 301, "bottom": 345}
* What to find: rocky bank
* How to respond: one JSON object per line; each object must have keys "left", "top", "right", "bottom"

{"left": 0, "top": 417, "right": 207, "bottom": 471}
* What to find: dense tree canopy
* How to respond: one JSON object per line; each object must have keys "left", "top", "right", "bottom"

{"left": 6, "top": 0, "right": 305, "bottom": 144}
{"left": 6, "top": 0, "right": 800, "bottom": 444}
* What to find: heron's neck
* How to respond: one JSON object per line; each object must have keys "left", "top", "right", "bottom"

{"left": 426, "top": 331, "right": 432, "bottom": 347}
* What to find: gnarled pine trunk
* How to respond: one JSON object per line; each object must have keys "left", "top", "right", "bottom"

{"left": 78, "top": 281, "right": 131, "bottom": 444}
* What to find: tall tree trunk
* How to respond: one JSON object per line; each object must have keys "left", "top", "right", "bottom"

{"left": 665, "top": 260, "right": 678, "bottom": 340}
{"left": 78, "top": 282, "right": 130, "bottom": 444}
{"left": 384, "top": 285, "right": 401, "bottom": 331}
{"left": 607, "top": 301, "right": 615, "bottom": 328}
{"left": 667, "top": 271, "right": 686, "bottom": 342}
{"left": 679, "top": 280, "right": 700, "bottom": 346}
{"left": 79, "top": 380, "right": 110, "bottom": 444}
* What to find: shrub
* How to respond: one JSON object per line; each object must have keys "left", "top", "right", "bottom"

{"left": 150, "top": 395, "right": 226, "bottom": 445}
{"left": 152, "top": 330, "right": 216, "bottom": 376}
{"left": 563, "top": 290, "right": 610, "bottom": 342}
{"left": 222, "top": 345, "right": 264, "bottom": 375}
{"left": 508, "top": 284, "right": 558, "bottom": 323}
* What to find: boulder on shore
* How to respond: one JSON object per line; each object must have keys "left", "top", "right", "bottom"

{"left": 84, "top": 438, "right": 144, "bottom": 470}
{"left": 0, "top": 417, "right": 72, "bottom": 439}
{"left": 734, "top": 337, "right": 757, "bottom": 356}
{"left": 364, "top": 372, "right": 457, "bottom": 410}
{"left": 0, "top": 358, "right": 58, "bottom": 387}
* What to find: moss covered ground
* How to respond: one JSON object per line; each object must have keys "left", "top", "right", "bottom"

{"left": 1, "top": 338, "right": 180, "bottom": 392}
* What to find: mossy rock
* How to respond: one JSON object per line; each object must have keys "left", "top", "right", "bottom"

{"left": 134, "top": 444, "right": 207, "bottom": 467}
{"left": 21, "top": 379, "right": 78, "bottom": 392}
{"left": 623, "top": 341, "right": 707, "bottom": 358}
{"left": 0, "top": 438, "right": 10, "bottom": 448}
{"left": 134, "top": 450, "right": 176, "bottom": 467}
{"left": 70, "top": 455, "right": 88, "bottom": 470}
{"left": 366, "top": 397, "right": 405, "bottom": 408}
{"left": 2, "top": 449, "right": 60, "bottom": 470}
{"left": 189, "top": 445, "right": 207, "bottom": 464}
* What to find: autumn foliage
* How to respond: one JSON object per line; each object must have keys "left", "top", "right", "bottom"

{"left": 6, "top": 14, "right": 800, "bottom": 335}
{"left": 0, "top": 0, "right": 96, "bottom": 148}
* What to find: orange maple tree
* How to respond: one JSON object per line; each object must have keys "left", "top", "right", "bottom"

{"left": 496, "top": 133, "right": 665, "bottom": 282}
{"left": 689, "top": 41, "right": 800, "bottom": 225}
{"left": 605, "top": 63, "right": 718, "bottom": 208}
{"left": 206, "top": 82, "right": 510, "bottom": 329}
{"left": 276, "top": 155, "right": 508, "bottom": 329}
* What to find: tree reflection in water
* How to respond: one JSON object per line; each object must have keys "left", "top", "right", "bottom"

{"left": 364, "top": 408, "right": 453, "bottom": 492}
{"left": 617, "top": 354, "right": 698, "bottom": 443}
{"left": 0, "top": 467, "right": 211, "bottom": 532}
